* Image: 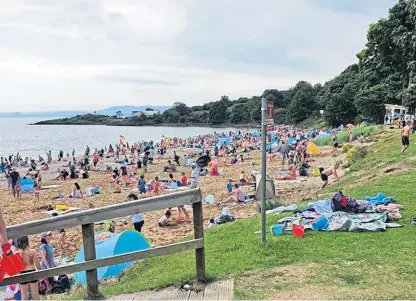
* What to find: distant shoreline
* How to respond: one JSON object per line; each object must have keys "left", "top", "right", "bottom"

{"left": 30, "top": 121, "right": 259, "bottom": 129}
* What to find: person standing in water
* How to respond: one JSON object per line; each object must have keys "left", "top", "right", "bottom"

{"left": 401, "top": 120, "right": 411, "bottom": 154}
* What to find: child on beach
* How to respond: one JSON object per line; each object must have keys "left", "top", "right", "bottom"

{"left": 239, "top": 171, "right": 249, "bottom": 185}
{"left": 320, "top": 161, "right": 340, "bottom": 188}
{"left": 137, "top": 174, "right": 146, "bottom": 194}
{"left": 33, "top": 173, "right": 41, "bottom": 207}
{"left": 180, "top": 172, "right": 188, "bottom": 186}
{"left": 151, "top": 176, "right": 160, "bottom": 195}
{"left": 332, "top": 134, "right": 339, "bottom": 153}
{"left": 16, "top": 236, "right": 41, "bottom": 300}
{"left": 226, "top": 179, "right": 233, "bottom": 195}
{"left": 127, "top": 194, "right": 145, "bottom": 233}
{"left": 158, "top": 209, "right": 172, "bottom": 227}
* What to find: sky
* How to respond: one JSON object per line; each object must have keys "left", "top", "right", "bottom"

{"left": 0, "top": 0, "right": 397, "bottom": 112}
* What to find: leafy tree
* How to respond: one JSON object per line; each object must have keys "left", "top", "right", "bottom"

{"left": 285, "top": 81, "right": 316, "bottom": 123}
{"left": 209, "top": 101, "right": 228, "bottom": 124}
{"left": 274, "top": 108, "right": 287, "bottom": 124}
{"left": 173, "top": 102, "right": 191, "bottom": 116}
{"left": 230, "top": 104, "right": 249, "bottom": 123}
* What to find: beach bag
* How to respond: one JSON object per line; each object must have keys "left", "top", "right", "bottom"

{"left": 93, "top": 187, "right": 100, "bottom": 194}
{"left": 38, "top": 279, "right": 48, "bottom": 295}
{"left": 332, "top": 191, "right": 347, "bottom": 212}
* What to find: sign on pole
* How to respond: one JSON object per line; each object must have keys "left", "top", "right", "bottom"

{"left": 266, "top": 101, "right": 274, "bottom": 125}
{"left": 260, "top": 98, "right": 267, "bottom": 243}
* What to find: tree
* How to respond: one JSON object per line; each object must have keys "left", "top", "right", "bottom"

{"left": 324, "top": 84, "right": 357, "bottom": 127}
{"left": 249, "top": 97, "right": 262, "bottom": 123}
{"left": 173, "top": 102, "right": 191, "bottom": 116}
{"left": 285, "top": 81, "right": 316, "bottom": 123}
{"left": 274, "top": 108, "right": 287, "bottom": 124}
{"left": 229, "top": 104, "right": 249, "bottom": 124}
{"left": 209, "top": 101, "right": 228, "bottom": 124}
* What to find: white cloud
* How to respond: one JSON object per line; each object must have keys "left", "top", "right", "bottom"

{"left": 0, "top": 0, "right": 396, "bottom": 112}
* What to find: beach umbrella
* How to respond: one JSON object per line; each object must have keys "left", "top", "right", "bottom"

{"left": 183, "top": 148, "right": 203, "bottom": 154}
{"left": 196, "top": 154, "right": 211, "bottom": 168}
{"left": 275, "top": 144, "right": 293, "bottom": 154}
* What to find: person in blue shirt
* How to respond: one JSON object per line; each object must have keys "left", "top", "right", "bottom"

{"left": 127, "top": 194, "right": 145, "bottom": 233}
{"left": 226, "top": 179, "right": 233, "bottom": 194}
{"left": 40, "top": 231, "right": 56, "bottom": 270}
{"left": 137, "top": 174, "right": 146, "bottom": 194}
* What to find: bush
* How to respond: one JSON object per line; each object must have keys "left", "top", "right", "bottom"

{"left": 350, "top": 147, "right": 368, "bottom": 163}
{"left": 345, "top": 148, "right": 357, "bottom": 161}
{"left": 342, "top": 143, "right": 353, "bottom": 153}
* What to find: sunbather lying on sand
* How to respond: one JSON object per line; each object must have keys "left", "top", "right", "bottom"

{"left": 275, "top": 165, "right": 297, "bottom": 181}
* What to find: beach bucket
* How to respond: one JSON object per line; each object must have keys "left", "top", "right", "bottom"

{"left": 292, "top": 224, "right": 305, "bottom": 238}
{"left": 312, "top": 217, "right": 329, "bottom": 231}
{"left": 1, "top": 245, "right": 24, "bottom": 277}
{"left": 271, "top": 224, "right": 283, "bottom": 236}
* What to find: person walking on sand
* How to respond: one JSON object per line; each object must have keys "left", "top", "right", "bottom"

{"left": 401, "top": 120, "right": 411, "bottom": 154}
{"left": 320, "top": 161, "right": 340, "bottom": 188}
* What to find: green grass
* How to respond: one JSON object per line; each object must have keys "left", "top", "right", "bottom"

{"left": 69, "top": 128, "right": 416, "bottom": 299}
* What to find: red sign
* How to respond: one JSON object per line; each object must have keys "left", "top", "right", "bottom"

{"left": 266, "top": 101, "right": 274, "bottom": 124}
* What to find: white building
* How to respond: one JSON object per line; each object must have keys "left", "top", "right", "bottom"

{"left": 384, "top": 104, "right": 407, "bottom": 124}
{"left": 132, "top": 109, "right": 160, "bottom": 117}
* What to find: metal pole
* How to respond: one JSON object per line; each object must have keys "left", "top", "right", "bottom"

{"left": 261, "top": 98, "right": 267, "bottom": 243}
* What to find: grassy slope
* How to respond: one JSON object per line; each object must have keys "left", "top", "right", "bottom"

{"left": 74, "top": 129, "right": 416, "bottom": 300}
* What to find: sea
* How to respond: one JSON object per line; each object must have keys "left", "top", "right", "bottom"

{"left": 0, "top": 118, "right": 237, "bottom": 159}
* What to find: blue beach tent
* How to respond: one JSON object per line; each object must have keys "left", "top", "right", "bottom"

{"left": 74, "top": 231, "right": 150, "bottom": 285}
{"left": 217, "top": 137, "right": 231, "bottom": 146}
{"left": 20, "top": 177, "right": 35, "bottom": 193}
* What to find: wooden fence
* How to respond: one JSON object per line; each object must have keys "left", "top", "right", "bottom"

{"left": 0, "top": 188, "right": 205, "bottom": 299}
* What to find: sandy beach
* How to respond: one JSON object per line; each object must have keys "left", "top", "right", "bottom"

{"left": 0, "top": 145, "right": 344, "bottom": 259}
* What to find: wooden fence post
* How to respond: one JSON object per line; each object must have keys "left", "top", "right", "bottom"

{"left": 82, "top": 223, "right": 100, "bottom": 299}
{"left": 192, "top": 201, "right": 206, "bottom": 281}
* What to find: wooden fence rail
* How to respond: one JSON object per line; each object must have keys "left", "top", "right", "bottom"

{"left": 1, "top": 189, "right": 205, "bottom": 299}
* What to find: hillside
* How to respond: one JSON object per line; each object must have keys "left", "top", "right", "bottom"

{"left": 78, "top": 128, "right": 414, "bottom": 300}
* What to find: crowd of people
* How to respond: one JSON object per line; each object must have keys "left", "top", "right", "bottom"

{"left": 1, "top": 121, "right": 409, "bottom": 299}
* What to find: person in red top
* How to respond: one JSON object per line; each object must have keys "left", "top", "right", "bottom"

{"left": 180, "top": 172, "right": 188, "bottom": 186}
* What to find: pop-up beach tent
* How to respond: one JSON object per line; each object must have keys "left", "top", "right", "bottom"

{"left": 20, "top": 177, "right": 35, "bottom": 193}
{"left": 74, "top": 230, "right": 150, "bottom": 285}
{"left": 255, "top": 174, "right": 276, "bottom": 201}
{"left": 217, "top": 137, "right": 231, "bottom": 146}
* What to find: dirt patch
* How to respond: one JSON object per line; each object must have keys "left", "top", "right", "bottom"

{"left": 235, "top": 263, "right": 316, "bottom": 299}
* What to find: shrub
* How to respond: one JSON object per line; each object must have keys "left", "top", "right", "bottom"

{"left": 345, "top": 148, "right": 357, "bottom": 161}
{"left": 350, "top": 147, "right": 368, "bottom": 163}
{"left": 342, "top": 143, "right": 353, "bottom": 153}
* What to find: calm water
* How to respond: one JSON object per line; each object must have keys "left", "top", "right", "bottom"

{"left": 0, "top": 118, "right": 236, "bottom": 158}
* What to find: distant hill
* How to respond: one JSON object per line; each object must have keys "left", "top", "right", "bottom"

{"left": 0, "top": 105, "right": 171, "bottom": 118}
{"left": 95, "top": 106, "right": 171, "bottom": 117}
